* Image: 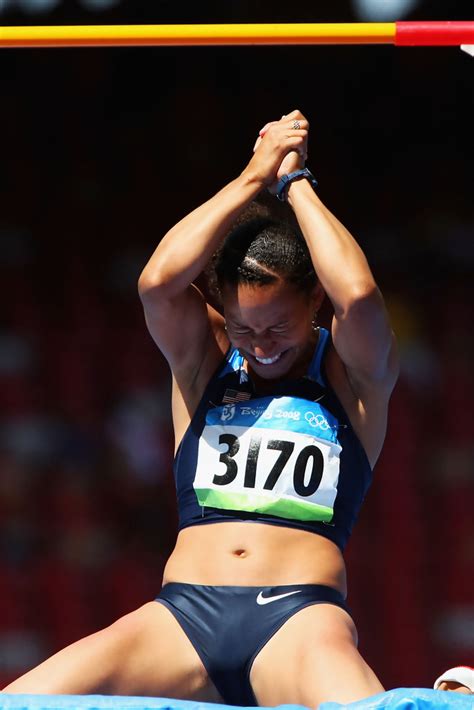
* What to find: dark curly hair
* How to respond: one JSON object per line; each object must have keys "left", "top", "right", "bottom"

{"left": 207, "top": 201, "right": 318, "bottom": 301}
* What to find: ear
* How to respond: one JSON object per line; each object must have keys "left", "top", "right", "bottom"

{"left": 310, "top": 282, "right": 325, "bottom": 313}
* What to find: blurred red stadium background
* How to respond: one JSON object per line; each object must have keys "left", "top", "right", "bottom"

{"left": 1, "top": 0, "right": 473, "bottom": 693}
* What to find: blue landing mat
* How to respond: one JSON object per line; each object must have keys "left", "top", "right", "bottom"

{"left": 321, "top": 687, "right": 473, "bottom": 708}
{"left": 0, "top": 689, "right": 472, "bottom": 709}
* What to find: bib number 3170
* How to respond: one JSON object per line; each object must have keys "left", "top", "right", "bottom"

{"left": 213, "top": 432, "right": 323, "bottom": 497}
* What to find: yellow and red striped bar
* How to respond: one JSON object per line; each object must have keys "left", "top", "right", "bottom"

{"left": 0, "top": 21, "right": 473, "bottom": 49}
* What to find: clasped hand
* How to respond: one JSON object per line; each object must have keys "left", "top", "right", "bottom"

{"left": 243, "top": 109, "right": 309, "bottom": 193}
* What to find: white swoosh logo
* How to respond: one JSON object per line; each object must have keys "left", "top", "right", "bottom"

{"left": 256, "top": 590, "right": 302, "bottom": 605}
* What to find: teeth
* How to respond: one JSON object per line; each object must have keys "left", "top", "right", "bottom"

{"left": 255, "top": 353, "right": 282, "bottom": 365}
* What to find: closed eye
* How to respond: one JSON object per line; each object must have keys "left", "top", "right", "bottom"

{"left": 230, "top": 327, "right": 288, "bottom": 335}
{"left": 227, "top": 322, "right": 289, "bottom": 335}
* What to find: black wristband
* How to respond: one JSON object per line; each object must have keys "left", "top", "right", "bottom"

{"left": 275, "top": 167, "right": 318, "bottom": 202}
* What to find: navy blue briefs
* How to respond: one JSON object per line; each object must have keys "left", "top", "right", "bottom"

{"left": 155, "top": 582, "right": 349, "bottom": 706}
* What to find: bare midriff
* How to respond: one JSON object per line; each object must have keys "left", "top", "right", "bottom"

{"left": 162, "top": 522, "right": 347, "bottom": 597}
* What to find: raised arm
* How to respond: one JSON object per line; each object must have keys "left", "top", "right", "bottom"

{"left": 138, "top": 176, "right": 260, "bottom": 381}
{"left": 286, "top": 156, "right": 397, "bottom": 395}
{"left": 257, "top": 110, "right": 398, "bottom": 460}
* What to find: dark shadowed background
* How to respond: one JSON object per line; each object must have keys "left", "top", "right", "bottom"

{"left": 1, "top": 0, "right": 473, "bottom": 694}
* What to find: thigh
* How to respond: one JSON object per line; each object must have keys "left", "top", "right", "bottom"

{"left": 250, "top": 603, "right": 384, "bottom": 708}
{"left": 3, "top": 601, "right": 222, "bottom": 702}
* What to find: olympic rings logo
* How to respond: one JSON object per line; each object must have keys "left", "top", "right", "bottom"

{"left": 305, "top": 411, "right": 330, "bottom": 430}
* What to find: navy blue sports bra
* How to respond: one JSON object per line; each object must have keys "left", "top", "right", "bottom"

{"left": 173, "top": 328, "right": 372, "bottom": 551}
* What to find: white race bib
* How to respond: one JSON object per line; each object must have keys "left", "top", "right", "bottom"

{"left": 193, "top": 396, "right": 341, "bottom": 522}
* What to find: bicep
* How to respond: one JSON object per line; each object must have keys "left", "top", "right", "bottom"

{"left": 331, "top": 291, "right": 399, "bottom": 398}
{"left": 140, "top": 283, "right": 225, "bottom": 382}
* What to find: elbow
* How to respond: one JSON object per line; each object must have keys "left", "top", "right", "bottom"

{"left": 337, "top": 282, "right": 384, "bottom": 320}
{"left": 137, "top": 265, "right": 169, "bottom": 304}
{"left": 138, "top": 269, "right": 154, "bottom": 302}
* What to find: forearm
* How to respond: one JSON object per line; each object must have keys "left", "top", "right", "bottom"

{"left": 287, "top": 179, "right": 379, "bottom": 316}
{"left": 139, "top": 172, "right": 262, "bottom": 299}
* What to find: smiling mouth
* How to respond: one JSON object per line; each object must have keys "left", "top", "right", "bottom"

{"left": 253, "top": 352, "right": 284, "bottom": 365}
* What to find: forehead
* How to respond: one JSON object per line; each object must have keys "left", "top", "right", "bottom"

{"left": 222, "top": 282, "right": 308, "bottom": 326}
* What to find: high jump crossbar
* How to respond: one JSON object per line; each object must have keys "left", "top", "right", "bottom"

{"left": 0, "top": 21, "right": 473, "bottom": 48}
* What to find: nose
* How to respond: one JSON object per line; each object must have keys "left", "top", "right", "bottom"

{"left": 251, "top": 335, "right": 277, "bottom": 358}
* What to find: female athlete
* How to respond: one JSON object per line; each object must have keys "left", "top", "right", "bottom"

{"left": 3, "top": 110, "right": 399, "bottom": 707}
